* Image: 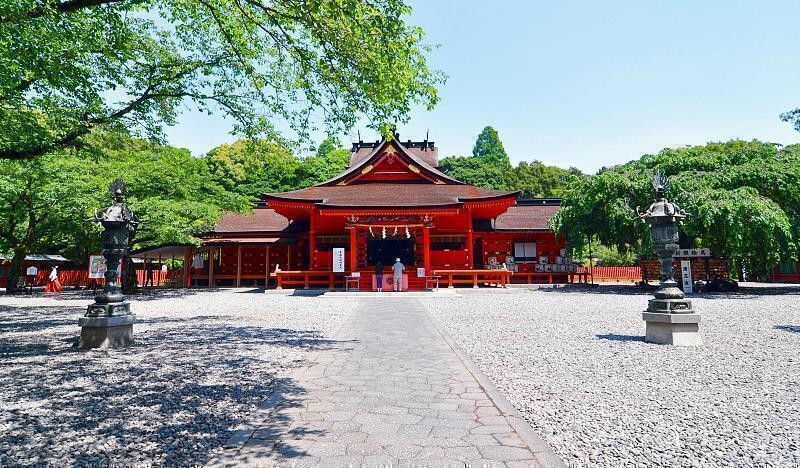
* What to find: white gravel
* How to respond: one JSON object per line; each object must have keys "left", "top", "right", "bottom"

{"left": 423, "top": 285, "right": 800, "bottom": 466}
{"left": 0, "top": 289, "right": 355, "bottom": 466}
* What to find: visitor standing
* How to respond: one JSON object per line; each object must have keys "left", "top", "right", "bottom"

{"left": 374, "top": 262, "right": 383, "bottom": 292}
{"left": 45, "top": 265, "right": 62, "bottom": 293}
{"left": 145, "top": 266, "right": 154, "bottom": 288}
{"left": 392, "top": 258, "right": 405, "bottom": 292}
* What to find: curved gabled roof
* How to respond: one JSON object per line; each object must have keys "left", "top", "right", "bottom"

{"left": 317, "top": 138, "right": 463, "bottom": 186}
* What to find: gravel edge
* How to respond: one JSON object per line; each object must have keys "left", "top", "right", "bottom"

{"left": 427, "top": 304, "right": 565, "bottom": 468}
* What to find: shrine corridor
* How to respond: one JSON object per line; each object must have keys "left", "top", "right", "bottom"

{"left": 210, "top": 298, "right": 561, "bottom": 467}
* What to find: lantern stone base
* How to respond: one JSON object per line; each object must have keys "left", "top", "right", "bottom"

{"left": 78, "top": 314, "right": 136, "bottom": 349}
{"left": 642, "top": 311, "right": 701, "bottom": 346}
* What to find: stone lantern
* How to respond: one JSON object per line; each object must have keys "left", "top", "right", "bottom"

{"left": 637, "top": 172, "right": 701, "bottom": 345}
{"left": 78, "top": 177, "right": 139, "bottom": 348}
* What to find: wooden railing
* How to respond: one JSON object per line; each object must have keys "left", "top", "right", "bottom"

{"left": 431, "top": 269, "right": 512, "bottom": 288}
{"left": 589, "top": 266, "right": 641, "bottom": 283}
{"left": 272, "top": 271, "right": 349, "bottom": 289}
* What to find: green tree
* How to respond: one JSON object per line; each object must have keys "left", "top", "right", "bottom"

{"left": 472, "top": 126, "right": 511, "bottom": 170}
{"left": 438, "top": 126, "right": 511, "bottom": 190}
{"left": 0, "top": 154, "right": 90, "bottom": 291}
{"left": 205, "top": 139, "right": 300, "bottom": 199}
{"left": 438, "top": 155, "right": 509, "bottom": 190}
{"left": 508, "top": 161, "right": 584, "bottom": 198}
{"left": 294, "top": 136, "right": 351, "bottom": 187}
{"left": 552, "top": 140, "right": 800, "bottom": 279}
{"left": 0, "top": 0, "right": 444, "bottom": 160}
{"left": 0, "top": 133, "right": 249, "bottom": 292}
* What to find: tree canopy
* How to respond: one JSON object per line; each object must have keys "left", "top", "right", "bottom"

{"left": 0, "top": 133, "right": 249, "bottom": 291}
{"left": 552, "top": 140, "right": 800, "bottom": 278}
{"left": 472, "top": 126, "right": 510, "bottom": 170}
{"left": 0, "top": 0, "right": 444, "bottom": 160}
{"left": 204, "top": 136, "right": 350, "bottom": 199}
{"left": 205, "top": 139, "right": 300, "bottom": 199}
{"left": 439, "top": 126, "right": 582, "bottom": 195}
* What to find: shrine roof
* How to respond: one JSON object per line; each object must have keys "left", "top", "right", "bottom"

{"left": 212, "top": 208, "right": 293, "bottom": 233}
{"left": 491, "top": 200, "right": 561, "bottom": 231}
{"left": 265, "top": 183, "right": 518, "bottom": 208}
{"left": 321, "top": 137, "right": 461, "bottom": 186}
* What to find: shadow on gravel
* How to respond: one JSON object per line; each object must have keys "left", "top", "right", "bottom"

{"left": 595, "top": 333, "right": 646, "bottom": 342}
{"left": 0, "top": 303, "right": 344, "bottom": 466}
{"left": 536, "top": 285, "right": 651, "bottom": 296}
{"left": 536, "top": 284, "right": 800, "bottom": 298}
{"left": 289, "top": 290, "right": 327, "bottom": 297}
{"left": 774, "top": 325, "right": 800, "bottom": 333}
{"left": 0, "top": 305, "right": 84, "bottom": 333}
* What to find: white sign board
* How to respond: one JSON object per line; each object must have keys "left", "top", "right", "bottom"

{"left": 88, "top": 255, "right": 107, "bottom": 279}
{"left": 26, "top": 266, "right": 38, "bottom": 277}
{"left": 674, "top": 248, "right": 711, "bottom": 258}
{"left": 417, "top": 267, "right": 426, "bottom": 277}
{"left": 680, "top": 260, "right": 693, "bottom": 294}
{"left": 332, "top": 248, "right": 345, "bottom": 272}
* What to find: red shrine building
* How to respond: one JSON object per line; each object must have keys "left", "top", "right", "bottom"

{"left": 194, "top": 134, "right": 579, "bottom": 290}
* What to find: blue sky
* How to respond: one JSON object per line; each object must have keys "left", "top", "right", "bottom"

{"left": 165, "top": 0, "right": 800, "bottom": 173}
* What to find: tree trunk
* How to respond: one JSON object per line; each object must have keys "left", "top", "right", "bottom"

{"left": 122, "top": 255, "right": 138, "bottom": 295}
{"left": 5, "top": 248, "right": 28, "bottom": 294}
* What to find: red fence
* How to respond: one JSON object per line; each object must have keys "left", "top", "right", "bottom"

{"left": 588, "top": 266, "right": 641, "bottom": 283}
{"left": 2, "top": 268, "right": 180, "bottom": 288}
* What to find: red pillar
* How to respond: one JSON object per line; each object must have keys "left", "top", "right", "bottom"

{"left": 466, "top": 209, "right": 474, "bottom": 269}
{"left": 349, "top": 226, "right": 357, "bottom": 272}
{"left": 184, "top": 246, "right": 192, "bottom": 288}
{"left": 265, "top": 245, "right": 270, "bottom": 288}
{"left": 309, "top": 210, "right": 317, "bottom": 271}
{"left": 423, "top": 225, "right": 431, "bottom": 275}
{"left": 235, "top": 244, "right": 242, "bottom": 287}
{"left": 208, "top": 247, "right": 215, "bottom": 288}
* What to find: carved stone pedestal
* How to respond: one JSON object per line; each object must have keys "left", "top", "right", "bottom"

{"left": 78, "top": 313, "right": 135, "bottom": 349}
{"left": 642, "top": 311, "right": 701, "bottom": 346}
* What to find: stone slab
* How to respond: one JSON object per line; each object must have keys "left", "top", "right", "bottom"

{"left": 78, "top": 313, "right": 136, "bottom": 349}
{"left": 642, "top": 312, "right": 701, "bottom": 324}
{"left": 643, "top": 312, "right": 701, "bottom": 346}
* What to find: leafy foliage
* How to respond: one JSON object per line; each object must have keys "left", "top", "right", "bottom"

{"left": 205, "top": 139, "right": 300, "bottom": 199}
{"left": 438, "top": 155, "right": 510, "bottom": 190}
{"left": 0, "top": 133, "right": 249, "bottom": 291}
{"left": 472, "top": 126, "right": 511, "bottom": 170}
{"left": 293, "top": 136, "right": 351, "bottom": 187}
{"left": 439, "top": 126, "right": 584, "bottom": 195}
{"left": 552, "top": 140, "right": 800, "bottom": 278}
{"left": 507, "top": 161, "right": 584, "bottom": 198}
{"left": 204, "top": 136, "right": 350, "bottom": 198}
{"left": 0, "top": 0, "right": 444, "bottom": 160}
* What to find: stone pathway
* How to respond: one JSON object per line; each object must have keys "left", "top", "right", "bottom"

{"left": 212, "top": 298, "right": 560, "bottom": 467}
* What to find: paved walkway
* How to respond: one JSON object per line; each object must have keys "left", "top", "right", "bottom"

{"left": 212, "top": 298, "right": 560, "bottom": 467}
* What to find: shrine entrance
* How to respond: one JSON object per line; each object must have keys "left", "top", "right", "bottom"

{"left": 366, "top": 236, "right": 416, "bottom": 266}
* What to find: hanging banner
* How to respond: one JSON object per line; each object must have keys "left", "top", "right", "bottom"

{"left": 332, "top": 248, "right": 345, "bottom": 272}
{"left": 88, "top": 255, "right": 107, "bottom": 279}
{"left": 681, "top": 259, "right": 693, "bottom": 294}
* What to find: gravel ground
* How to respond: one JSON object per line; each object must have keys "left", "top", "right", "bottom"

{"left": 423, "top": 284, "right": 800, "bottom": 466}
{"left": 0, "top": 289, "right": 355, "bottom": 466}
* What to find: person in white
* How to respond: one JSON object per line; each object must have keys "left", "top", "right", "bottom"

{"left": 392, "top": 258, "right": 405, "bottom": 292}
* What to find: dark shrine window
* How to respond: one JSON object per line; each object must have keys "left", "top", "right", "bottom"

{"left": 430, "top": 234, "right": 466, "bottom": 251}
